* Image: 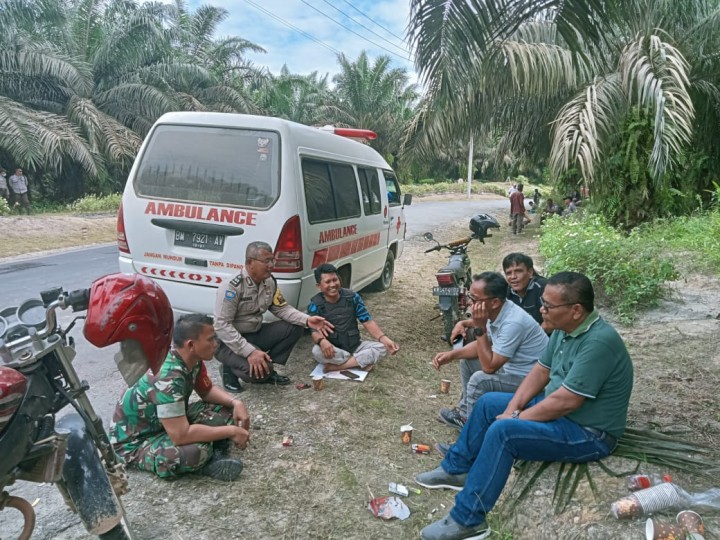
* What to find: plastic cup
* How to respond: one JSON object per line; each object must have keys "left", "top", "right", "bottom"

{"left": 312, "top": 377, "right": 324, "bottom": 391}
{"left": 634, "top": 483, "right": 684, "bottom": 515}
{"left": 611, "top": 494, "right": 643, "bottom": 519}
{"left": 400, "top": 425, "right": 413, "bottom": 445}
{"left": 645, "top": 517, "right": 687, "bottom": 540}
{"left": 677, "top": 510, "right": 705, "bottom": 537}
{"left": 440, "top": 379, "right": 451, "bottom": 394}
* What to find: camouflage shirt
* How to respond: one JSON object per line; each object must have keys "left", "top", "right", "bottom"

{"left": 109, "top": 351, "right": 212, "bottom": 446}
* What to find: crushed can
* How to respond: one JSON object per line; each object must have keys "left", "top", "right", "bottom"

{"left": 411, "top": 443, "right": 431, "bottom": 454}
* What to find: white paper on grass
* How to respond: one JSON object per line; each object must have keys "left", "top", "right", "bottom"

{"left": 309, "top": 364, "right": 368, "bottom": 382}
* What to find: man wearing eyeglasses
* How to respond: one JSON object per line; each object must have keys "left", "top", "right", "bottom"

{"left": 214, "top": 241, "right": 333, "bottom": 391}
{"left": 416, "top": 272, "right": 633, "bottom": 540}
{"left": 434, "top": 272, "right": 548, "bottom": 431}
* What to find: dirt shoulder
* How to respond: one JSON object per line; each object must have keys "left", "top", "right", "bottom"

{"left": 4, "top": 211, "right": 719, "bottom": 540}
{"left": 0, "top": 213, "right": 117, "bottom": 260}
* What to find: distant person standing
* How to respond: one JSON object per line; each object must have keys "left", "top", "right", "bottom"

{"left": 509, "top": 183, "right": 525, "bottom": 234}
{"left": 9, "top": 168, "right": 30, "bottom": 214}
{"left": 532, "top": 188, "right": 541, "bottom": 207}
{"left": 0, "top": 169, "right": 9, "bottom": 202}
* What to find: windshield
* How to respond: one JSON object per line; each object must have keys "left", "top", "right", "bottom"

{"left": 134, "top": 125, "right": 280, "bottom": 209}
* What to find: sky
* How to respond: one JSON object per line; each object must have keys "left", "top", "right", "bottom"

{"left": 143, "top": 0, "right": 417, "bottom": 81}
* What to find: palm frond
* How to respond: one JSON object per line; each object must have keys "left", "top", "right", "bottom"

{"left": 0, "top": 96, "right": 97, "bottom": 175}
{"left": 66, "top": 95, "right": 141, "bottom": 162}
{"left": 550, "top": 73, "right": 626, "bottom": 182}
{"left": 619, "top": 34, "right": 695, "bottom": 181}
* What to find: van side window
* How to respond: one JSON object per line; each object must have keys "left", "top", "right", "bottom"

{"left": 302, "top": 159, "right": 361, "bottom": 223}
{"left": 384, "top": 170, "right": 402, "bottom": 207}
{"left": 358, "top": 168, "right": 381, "bottom": 215}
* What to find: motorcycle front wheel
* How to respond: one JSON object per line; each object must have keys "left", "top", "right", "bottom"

{"left": 99, "top": 512, "right": 133, "bottom": 540}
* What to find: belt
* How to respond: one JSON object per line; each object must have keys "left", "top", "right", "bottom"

{"left": 584, "top": 427, "right": 617, "bottom": 451}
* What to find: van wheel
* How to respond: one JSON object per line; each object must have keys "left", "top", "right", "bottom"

{"left": 369, "top": 251, "right": 395, "bottom": 292}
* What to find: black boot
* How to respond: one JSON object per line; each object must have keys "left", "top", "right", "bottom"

{"left": 220, "top": 364, "right": 243, "bottom": 393}
{"left": 201, "top": 453, "right": 243, "bottom": 482}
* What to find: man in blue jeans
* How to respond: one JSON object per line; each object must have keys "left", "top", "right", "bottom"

{"left": 415, "top": 271, "right": 633, "bottom": 540}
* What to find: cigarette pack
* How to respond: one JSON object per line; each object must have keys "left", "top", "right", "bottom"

{"left": 411, "top": 443, "right": 431, "bottom": 454}
{"left": 388, "top": 482, "right": 409, "bottom": 497}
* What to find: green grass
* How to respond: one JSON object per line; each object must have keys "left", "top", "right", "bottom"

{"left": 402, "top": 181, "right": 551, "bottom": 198}
{"left": 539, "top": 208, "right": 720, "bottom": 322}
{"left": 67, "top": 193, "right": 122, "bottom": 213}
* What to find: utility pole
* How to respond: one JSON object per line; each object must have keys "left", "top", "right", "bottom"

{"left": 466, "top": 136, "right": 474, "bottom": 199}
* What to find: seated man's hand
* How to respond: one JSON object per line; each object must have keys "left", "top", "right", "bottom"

{"left": 380, "top": 335, "right": 399, "bottom": 355}
{"left": 308, "top": 315, "right": 334, "bottom": 336}
{"left": 247, "top": 349, "right": 272, "bottom": 379}
{"left": 450, "top": 321, "right": 467, "bottom": 343}
{"left": 432, "top": 351, "right": 453, "bottom": 370}
{"left": 230, "top": 426, "right": 250, "bottom": 450}
{"left": 319, "top": 338, "right": 335, "bottom": 359}
{"left": 232, "top": 399, "right": 250, "bottom": 431}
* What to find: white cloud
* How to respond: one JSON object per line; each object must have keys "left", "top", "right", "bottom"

{"left": 141, "top": 0, "right": 416, "bottom": 81}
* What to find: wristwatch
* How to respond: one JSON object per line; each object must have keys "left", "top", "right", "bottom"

{"left": 511, "top": 410, "right": 521, "bottom": 419}
{"left": 474, "top": 327, "right": 484, "bottom": 337}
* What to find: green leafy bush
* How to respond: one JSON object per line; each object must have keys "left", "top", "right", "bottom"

{"left": 67, "top": 193, "right": 122, "bottom": 213}
{"left": 540, "top": 214, "right": 677, "bottom": 322}
{"left": 0, "top": 197, "right": 10, "bottom": 216}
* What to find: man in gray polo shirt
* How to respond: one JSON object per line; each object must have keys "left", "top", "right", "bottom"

{"left": 434, "top": 272, "right": 548, "bottom": 430}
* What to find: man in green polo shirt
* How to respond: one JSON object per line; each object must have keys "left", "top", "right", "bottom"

{"left": 414, "top": 271, "right": 633, "bottom": 540}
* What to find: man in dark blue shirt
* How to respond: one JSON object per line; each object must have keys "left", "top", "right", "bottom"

{"left": 503, "top": 253, "right": 546, "bottom": 326}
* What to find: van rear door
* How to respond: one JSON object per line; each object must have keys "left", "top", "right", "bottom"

{"left": 120, "top": 124, "right": 281, "bottom": 313}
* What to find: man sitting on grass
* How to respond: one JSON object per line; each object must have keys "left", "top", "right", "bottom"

{"left": 415, "top": 272, "right": 633, "bottom": 540}
{"left": 308, "top": 263, "right": 399, "bottom": 372}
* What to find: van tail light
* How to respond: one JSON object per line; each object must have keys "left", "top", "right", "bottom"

{"left": 436, "top": 273, "right": 455, "bottom": 286}
{"left": 274, "top": 215, "right": 302, "bottom": 272}
{"left": 117, "top": 202, "right": 130, "bottom": 254}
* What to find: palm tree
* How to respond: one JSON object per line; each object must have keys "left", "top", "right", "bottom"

{"left": 252, "top": 65, "right": 339, "bottom": 125}
{"left": 0, "top": 0, "right": 266, "bottom": 198}
{"left": 332, "top": 51, "right": 418, "bottom": 162}
{"left": 407, "top": 0, "right": 720, "bottom": 225}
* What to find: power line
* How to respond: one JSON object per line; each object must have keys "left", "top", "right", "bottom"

{"left": 340, "top": 0, "right": 406, "bottom": 42}
{"left": 299, "top": 0, "right": 410, "bottom": 61}
{"left": 241, "top": 0, "right": 340, "bottom": 55}
{"left": 317, "top": 0, "right": 410, "bottom": 55}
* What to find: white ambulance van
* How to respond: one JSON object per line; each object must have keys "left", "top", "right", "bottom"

{"left": 117, "top": 112, "right": 411, "bottom": 315}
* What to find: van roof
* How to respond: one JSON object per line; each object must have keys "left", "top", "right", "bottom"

{"left": 153, "top": 112, "right": 391, "bottom": 169}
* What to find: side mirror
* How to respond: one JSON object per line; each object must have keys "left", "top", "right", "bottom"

{"left": 402, "top": 193, "right": 413, "bottom": 206}
{"left": 423, "top": 232, "right": 434, "bottom": 242}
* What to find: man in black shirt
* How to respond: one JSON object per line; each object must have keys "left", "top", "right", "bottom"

{"left": 502, "top": 253, "right": 546, "bottom": 326}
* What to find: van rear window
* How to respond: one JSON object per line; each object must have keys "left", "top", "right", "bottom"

{"left": 134, "top": 125, "right": 280, "bottom": 209}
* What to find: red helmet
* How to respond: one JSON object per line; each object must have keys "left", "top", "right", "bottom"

{"left": 84, "top": 273, "right": 173, "bottom": 381}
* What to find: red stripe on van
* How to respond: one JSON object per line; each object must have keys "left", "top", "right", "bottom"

{"left": 139, "top": 266, "right": 223, "bottom": 285}
{"left": 311, "top": 232, "right": 381, "bottom": 268}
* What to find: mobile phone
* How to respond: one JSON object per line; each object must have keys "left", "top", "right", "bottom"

{"left": 340, "top": 370, "right": 360, "bottom": 380}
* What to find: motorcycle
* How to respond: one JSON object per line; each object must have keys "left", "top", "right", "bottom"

{"left": 0, "top": 273, "right": 173, "bottom": 540}
{"left": 424, "top": 213, "right": 500, "bottom": 341}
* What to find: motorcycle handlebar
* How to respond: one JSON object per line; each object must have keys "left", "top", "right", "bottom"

{"left": 63, "top": 288, "right": 91, "bottom": 312}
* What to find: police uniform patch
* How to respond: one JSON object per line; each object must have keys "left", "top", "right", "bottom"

{"left": 272, "top": 288, "right": 287, "bottom": 306}
{"left": 230, "top": 275, "right": 243, "bottom": 287}
{"left": 225, "top": 290, "right": 236, "bottom": 300}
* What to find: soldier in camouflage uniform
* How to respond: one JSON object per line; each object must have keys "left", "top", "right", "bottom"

{"left": 110, "top": 314, "right": 250, "bottom": 481}
{"left": 214, "top": 241, "right": 333, "bottom": 391}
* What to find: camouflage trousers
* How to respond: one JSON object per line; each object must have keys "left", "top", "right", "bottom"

{"left": 116, "top": 402, "right": 233, "bottom": 479}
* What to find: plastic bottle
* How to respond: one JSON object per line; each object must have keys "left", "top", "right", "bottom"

{"left": 626, "top": 473, "right": 673, "bottom": 491}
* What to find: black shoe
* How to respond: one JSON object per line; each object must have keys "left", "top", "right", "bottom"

{"left": 252, "top": 371, "right": 291, "bottom": 386}
{"left": 201, "top": 455, "right": 243, "bottom": 482}
{"left": 221, "top": 365, "right": 244, "bottom": 393}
